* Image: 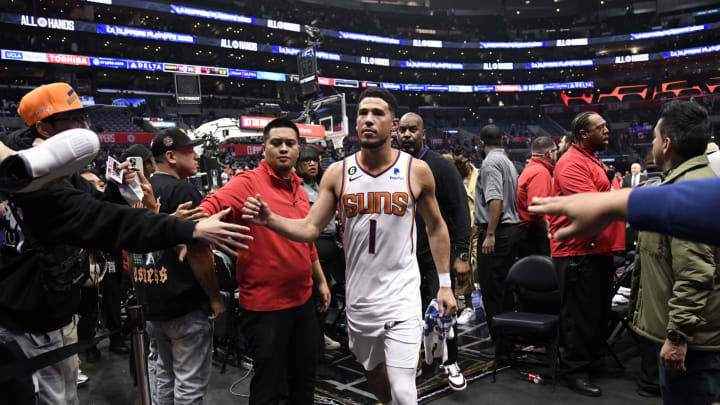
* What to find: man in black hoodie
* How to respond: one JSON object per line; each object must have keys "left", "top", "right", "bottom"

{"left": 0, "top": 83, "right": 251, "bottom": 405}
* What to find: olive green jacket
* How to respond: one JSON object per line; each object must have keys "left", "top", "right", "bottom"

{"left": 629, "top": 154, "right": 720, "bottom": 350}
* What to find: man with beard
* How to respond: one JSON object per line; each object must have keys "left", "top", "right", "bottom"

{"left": 242, "top": 88, "right": 456, "bottom": 405}
{"left": 397, "top": 112, "right": 470, "bottom": 391}
{"left": 558, "top": 132, "right": 572, "bottom": 158}
{"left": 628, "top": 101, "right": 720, "bottom": 405}
{"left": 549, "top": 112, "right": 625, "bottom": 397}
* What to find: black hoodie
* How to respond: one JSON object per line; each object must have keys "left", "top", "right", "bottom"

{"left": 0, "top": 128, "right": 197, "bottom": 333}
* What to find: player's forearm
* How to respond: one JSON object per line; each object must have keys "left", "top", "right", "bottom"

{"left": 427, "top": 220, "right": 451, "bottom": 275}
{"left": 486, "top": 199, "right": 502, "bottom": 235}
{"left": 186, "top": 247, "right": 222, "bottom": 302}
{"left": 266, "top": 212, "right": 321, "bottom": 243}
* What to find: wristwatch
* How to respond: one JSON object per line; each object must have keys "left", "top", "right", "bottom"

{"left": 458, "top": 252, "right": 470, "bottom": 262}
{"left": 667, "top": 329, "right": 686, "bottom": 345}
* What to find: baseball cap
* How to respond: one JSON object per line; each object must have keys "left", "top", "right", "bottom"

{"left": 150, "top": 127, "right": 203, "bottom": 157}
{"left": 17, "top": 82, "right": 102, "bottom": 127}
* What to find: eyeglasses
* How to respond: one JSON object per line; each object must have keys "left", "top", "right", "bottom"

{"left": 454, "top": 159, "right": 469, "bottom": 167}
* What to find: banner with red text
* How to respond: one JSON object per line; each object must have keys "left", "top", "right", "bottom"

{"left": 97, "top": 132, "right": 155, "bottom": 144}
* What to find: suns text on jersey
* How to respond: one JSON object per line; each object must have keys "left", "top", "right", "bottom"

{"left": 342, "top": 191, "right": 409, "bottom": 218}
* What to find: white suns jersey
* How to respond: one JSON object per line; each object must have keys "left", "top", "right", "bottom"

{"left": 339, "top": 150, "right": 422, "bottom": 334}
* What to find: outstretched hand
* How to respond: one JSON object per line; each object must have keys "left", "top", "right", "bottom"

{"left": 192, "top": 208, "right": 253, "bottom": 256}
{"left": 529, "top": 188, "right": 630, "bottom": 242}
{"left": 173, "top": 201, "right": 209, "bottom": 221}
{"left": 241, "top": 194, "right": 271, "bottom": 226}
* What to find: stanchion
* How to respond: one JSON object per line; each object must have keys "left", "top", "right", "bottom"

{"left": 128, "top": 305, "right": 151, "bottom": 405}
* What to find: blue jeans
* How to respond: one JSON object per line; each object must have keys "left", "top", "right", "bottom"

{"left": 0, "top": 323, "right": 79, "bottom": 405}
{"left": 657, "top": 345, "right": 720, "bottom": 405}
{"left": 146, "top": 307, "right": 213, "bottom": 405}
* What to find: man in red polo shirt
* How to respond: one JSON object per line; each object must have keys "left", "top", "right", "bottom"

{"left": 199, "top": 118, "right": 330, "bottom": 404}
{"left": 516, "top": 136, "right": 556, "bottom": 257}
{"left": 549, "top": 112, "right": 625, "bottom": 397}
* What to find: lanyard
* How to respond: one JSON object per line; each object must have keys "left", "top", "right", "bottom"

{"left": 571, "top": 144, "right": 607, "bottom": 172}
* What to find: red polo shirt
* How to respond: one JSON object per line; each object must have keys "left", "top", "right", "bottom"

{"left": 517, "top": 157, "right": 554, "bottom": 228}
{"left": 549, "top": 145, "right": 625, "bottom": 257}
{"left": 200, "top": 160, "right": 318, "bottom": 311}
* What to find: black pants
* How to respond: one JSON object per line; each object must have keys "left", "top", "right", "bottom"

{"left": 518, "top": 223, "right": 550, "bottom": 258}
{"left": 476, "top": 224, "right": 519, "bottom": 339}
{"left": 101, "top": 271, "right": 125, "bottom": 340}
{"left": 315, "top": 237, "right": 345, "bottom": 287}
{"left": 657, "top": 346, "right": 720, "bottom": 405}
{"left": 638, "top": 336, "right": 660, "bottom": 393}
{"left": 240, "top": 297, "right": 319, "bottom": 405}
{"left": 553, "top": 255, "right": 614, "bottom": 373}
{"left": 417, "top": 251, "right": 458, "bottom": 365}
{"left": 314, "top": 237, "right": 344, "bottom": 360}
{"left": 77, "top": 272, "right": 126, "bottom": 344}
{"left": 78, "top": 286, "right": 99, "bottom": 341}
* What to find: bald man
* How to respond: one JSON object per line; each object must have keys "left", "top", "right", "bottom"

{"left": 397, "top": 112, "right": 471, "bottom": 391}
{"left": 623, "top": 163, "right": 647, "bottom": 188}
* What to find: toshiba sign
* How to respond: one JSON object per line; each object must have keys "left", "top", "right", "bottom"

{"left": 240, "top": 116, "right": 325, "bottom": 138}
{"left": 47, "top": 53, "right": 89, "bottom": 66}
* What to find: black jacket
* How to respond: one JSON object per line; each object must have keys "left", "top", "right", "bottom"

{"left": 0, "top": 128, "right": 197, "bottom": 333}
{"left": 415, "top": 148, "right": 471, "bottom": 258}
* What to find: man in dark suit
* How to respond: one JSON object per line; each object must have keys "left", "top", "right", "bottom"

{"left": 623, "top": 162, "right": 647, "bottom": 188}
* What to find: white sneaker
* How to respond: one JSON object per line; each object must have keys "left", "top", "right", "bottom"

{"left": 442, "top": 362, "right": 467, "bottom": 391}
{"left": 0, "top": 128, "right": 100, "bottom": 193}
{"left": 77, "top": 369, "right": 89, "bottom": 386}
{"left": 324, "top": 334, "right": 341, "bottom": 351}
{"left": 456, "top": 308, "right": 475, "bottom": 325}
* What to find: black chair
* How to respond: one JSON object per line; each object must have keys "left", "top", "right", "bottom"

{"left": 608, "top": 259, "right": 636, "bottom": 346}
{"left": 211, "top": 250, "right": 240, "bottom": 374}
{"left": 491, "top": 255, "right": 561, "bottom": 390}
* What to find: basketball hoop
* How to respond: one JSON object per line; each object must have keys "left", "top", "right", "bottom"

{"left": 327, "top": 133, "right": 346, "bottom": 150}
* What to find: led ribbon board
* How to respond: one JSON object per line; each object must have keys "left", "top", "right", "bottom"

{"left": 85, "top": 0, "right": 719, "bottom": 49}
{"left": 5, "top": 12, "right": 719, "bottom": 71}
{"left": 2, "top": 47, "right": 596, "bottom": 93}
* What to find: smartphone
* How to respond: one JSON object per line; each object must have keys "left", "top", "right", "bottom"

{"left": 126, "top": 156, "right": 143, "bottom": 172}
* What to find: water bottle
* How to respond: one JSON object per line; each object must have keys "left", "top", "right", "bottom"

{"left": 471, "top": 289, "right": 486, "bottom": 323}
{"left": 520, "top": 371, "right": 544, "bottom": 384}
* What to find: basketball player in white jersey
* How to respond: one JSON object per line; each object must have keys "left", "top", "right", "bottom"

{"left": 242, "top": 88, "right": 456, "bottom": 405}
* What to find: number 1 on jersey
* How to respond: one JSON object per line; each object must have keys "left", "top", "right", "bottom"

{"left": 369, "top": 219, "right": 377, "bottom": 254}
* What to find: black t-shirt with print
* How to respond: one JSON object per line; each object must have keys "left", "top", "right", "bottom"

{"left": 132, "top": 173, "right": 208, "bottom": 321}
